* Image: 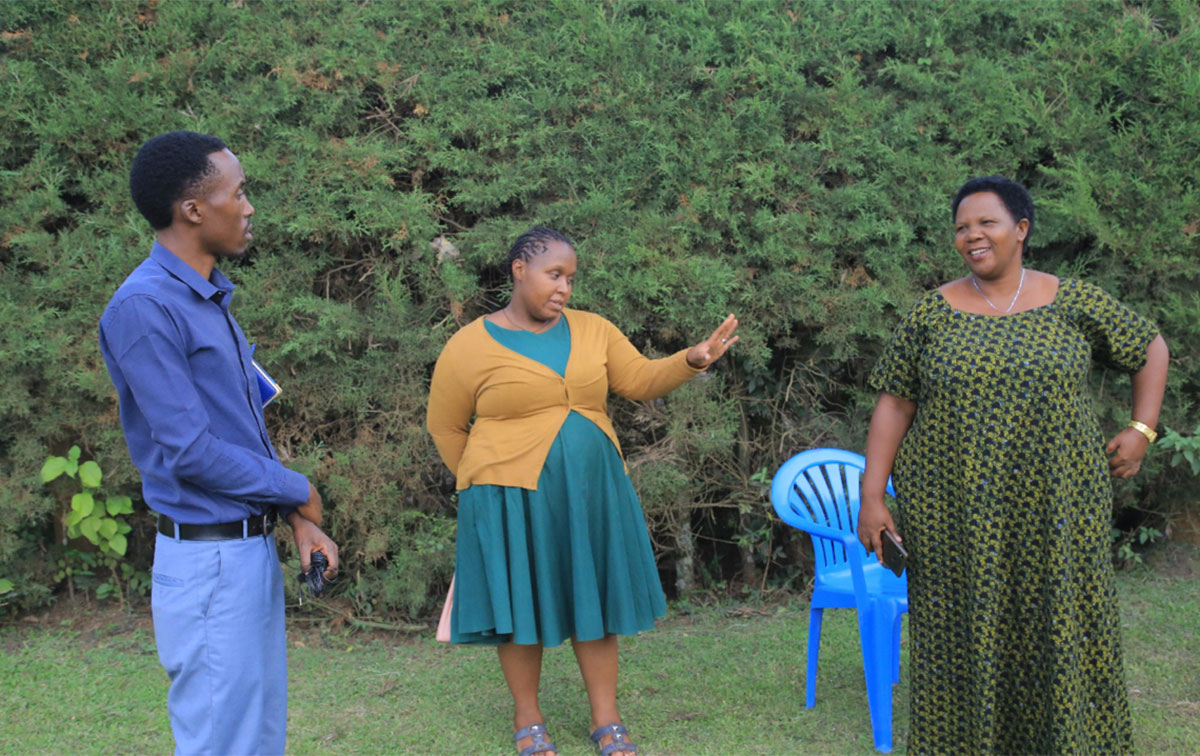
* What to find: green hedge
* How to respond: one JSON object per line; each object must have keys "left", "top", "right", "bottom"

{"left": 2, "top": 0, "right": 1198, "bottom": 615}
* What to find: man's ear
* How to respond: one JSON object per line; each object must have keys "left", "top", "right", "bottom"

{"left": 180, "top": 198, "right": 203, "bottom": 225}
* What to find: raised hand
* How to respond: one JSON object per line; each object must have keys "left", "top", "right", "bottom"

{"left": 686, "top": 313, "right": 739, "bottom": 369}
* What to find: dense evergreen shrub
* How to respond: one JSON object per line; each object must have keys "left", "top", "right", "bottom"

{"left": 2, "top": 0, "right": 1197, "bottom": 615}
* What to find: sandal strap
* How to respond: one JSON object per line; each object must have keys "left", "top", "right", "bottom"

{"left": 590, "top": 723, "right": 638, "bottom": 755}
{"left": 515, "top": 723, "right": 557, "bottom": 756}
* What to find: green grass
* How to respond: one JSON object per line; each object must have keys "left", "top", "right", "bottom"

{"left": 2, "top": 564, "right": 1197, "bottom": 755}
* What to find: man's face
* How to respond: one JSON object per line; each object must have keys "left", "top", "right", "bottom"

{"left": 195, "top": 148, "right": 255, "bottom": 258}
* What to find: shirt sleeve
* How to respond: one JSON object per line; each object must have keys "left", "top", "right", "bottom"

{"left": 426, "top": 337, "right": 474, "bottom": 476}
{"left": 868, "top": 296, "right": 928, "bottom": 402}
{"left": 101, "top": 295, "right": 310, "bottom": 507}
{"left": 603, "top": 318, "right": 703, "bottom": 401}
{"left": 1069, "top": 281, "right": 1160, "bottom": 373}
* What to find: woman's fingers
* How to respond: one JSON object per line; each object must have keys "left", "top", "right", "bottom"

{"left": 707, "top": 315, "right": 739, "bottom": 356}
{"left": 858, "top": 500, "right": 897, "bottom": 564}
{"left": 1106, "top": 432, "right": 1148, "bottom": 478}
{"left": 1110, "top": 457, "right": 1140, "bottom": 479}
{"left": 858, "top": 518, "right": 880, "bottom": 552}
{"left": 688, "top": 315, "right": 740, "bottom": 368}
{"left": 866, "top": 530, "right": 881, "bottom": 561}
{"left": 709, "top": 314, "right": 739, "bottom": 343}
{"left": 869, "top": 529, "right": 887, "bottom": 564}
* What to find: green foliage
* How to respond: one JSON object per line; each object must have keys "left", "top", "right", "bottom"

{"left": 1158, "top": 424, "right": 1200, "bottom": 477}
{"left": 39, "top": 444, "right": 145, "bottom": 604}
{"left": 2, "top": 0, "right": 1198, "bottom": 615}
{"left": 1112, "top": 525, "right": 1165, "bottom": 566}
{"left": 43, "top": 445, "right": 132, "bottom": 558}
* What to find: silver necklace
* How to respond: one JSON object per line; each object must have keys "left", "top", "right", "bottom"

{"left": 501, "top": 306, "right": 552, "bottom": 333}
{"left": 971, "top": 268, "right": 1026, "bottom": 314}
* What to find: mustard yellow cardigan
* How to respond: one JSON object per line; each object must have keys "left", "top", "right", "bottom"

{"left": 426, "top": 308, "right": 702, "bottom": 491}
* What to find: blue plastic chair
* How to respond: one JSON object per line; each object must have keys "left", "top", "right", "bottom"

{"left": 770, "top": 448, "right": 908, "bottom": 753}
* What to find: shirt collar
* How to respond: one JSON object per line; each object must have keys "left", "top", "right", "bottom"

{"left": 150, "top": 242, "right": 236, "bottom": 306}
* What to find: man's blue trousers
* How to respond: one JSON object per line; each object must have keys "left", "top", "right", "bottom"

{"left": 151, "top": 530, "right": 286, "bottom": 756}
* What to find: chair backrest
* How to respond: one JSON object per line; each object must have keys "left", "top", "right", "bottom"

{"left": 770, "top": 448, "right": 895, "bottom": 573}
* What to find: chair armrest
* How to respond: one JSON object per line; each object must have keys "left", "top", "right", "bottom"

{"left": 793, "top": 522, "right": 871, "bottom": 598}
{"left": 794, "top": 522, "right": 860, "bottom": 548}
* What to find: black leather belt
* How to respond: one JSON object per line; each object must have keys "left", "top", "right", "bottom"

{"left": 157, "top": 510, "right": 277, "bottom": 541}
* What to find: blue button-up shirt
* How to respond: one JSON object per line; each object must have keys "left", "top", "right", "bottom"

{"left": 98, "top": 243, "right": 309, "bottom": 524}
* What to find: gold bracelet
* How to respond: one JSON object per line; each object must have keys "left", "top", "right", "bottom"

{"left": 1128, "top": 420, "right": 1157, "bottom": 444}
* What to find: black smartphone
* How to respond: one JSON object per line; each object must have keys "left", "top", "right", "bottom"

{"left": 881, "top": 530, "right": 908, "bottom": 577}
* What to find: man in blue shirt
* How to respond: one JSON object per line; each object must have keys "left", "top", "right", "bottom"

{"left": 99, "top": 130, "right": 338, "bottom": 756}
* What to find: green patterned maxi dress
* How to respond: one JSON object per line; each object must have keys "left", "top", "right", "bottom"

{"left": 869, "top": 278, "right": 1158, "bottom": 755}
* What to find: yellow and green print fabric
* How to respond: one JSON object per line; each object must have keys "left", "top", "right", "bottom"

{"left": 869, "top": 278, "right": 1158, "bottom": 755}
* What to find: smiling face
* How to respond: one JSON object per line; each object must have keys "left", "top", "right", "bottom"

{"left": 192, "top": 148, "right": 255, "bottom": 259}
{"left": 511, "top": 239, "right": 576, "bottom": 322}
{"left": 953, "top": 191, "right": 1029, "bottom": 279}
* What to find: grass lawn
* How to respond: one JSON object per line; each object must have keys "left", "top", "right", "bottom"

{"left": 2, "top": 549, "right": 1197, "bottom": 755}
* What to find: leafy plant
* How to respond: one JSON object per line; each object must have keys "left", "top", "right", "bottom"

{"left": 41, "top": 445, "right": 142, "bottom": 604}
{"left": 1112, "top": 525, "right": 1164, "bottom": 566}
{"left": 1158, "top": 424, "right": 1200, "bottom": 477}
{"left": 42, "top": 446, "right": 134, "bottom": 557}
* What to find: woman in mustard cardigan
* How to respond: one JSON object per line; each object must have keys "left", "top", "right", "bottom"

{"left": 427, "top": 227, "right": 738, "bottom": 756}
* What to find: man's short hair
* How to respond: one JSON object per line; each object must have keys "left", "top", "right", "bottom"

{"left": 129, "top": 131, "right": 228, "bottom": 230}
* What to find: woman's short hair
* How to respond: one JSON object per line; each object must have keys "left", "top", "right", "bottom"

{"left": 130, "top": 130, "right": 228, "bottom": 230}
{"left": 506, "top": 227, "right": 574, "bottom": 280}
{"left": 951, "top": 176, "right": 1035, "bottom": 250}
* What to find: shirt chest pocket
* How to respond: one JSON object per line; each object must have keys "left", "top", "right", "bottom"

{"left": 183, "top": 305, "right": 253, "bottom": 391}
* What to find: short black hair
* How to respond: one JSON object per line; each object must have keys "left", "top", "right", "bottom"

{"left": 951, "top": 175, "right": 1035, "bottom": 251}
{"left": 505, "top": 227, "right": 574, "bottom": 280}
{"left": 129, "top": 130, "right": 228, "bottom": 230}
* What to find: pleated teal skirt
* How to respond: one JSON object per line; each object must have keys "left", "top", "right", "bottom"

{"left": 449, "top": 318, "right": 667, "bottom": 647}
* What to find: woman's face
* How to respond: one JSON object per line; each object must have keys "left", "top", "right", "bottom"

{"left": 954, "top": 191, "right": 1029, "bottom": 278}
{"left": 511, "top": 240, "right": 576, "bottom": 321}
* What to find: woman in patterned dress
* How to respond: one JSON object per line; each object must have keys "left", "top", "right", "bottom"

{"left": 858, "top": 176, "right": 1169, "bottom": 754}
{"left": 427, "top": 227, "right": 738, "bottom": 756}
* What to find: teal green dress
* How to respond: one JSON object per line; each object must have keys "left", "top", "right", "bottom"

{"left": 449, "top": 317, "right": 668, "bottom": 646}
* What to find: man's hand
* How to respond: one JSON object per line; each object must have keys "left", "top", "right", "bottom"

{"left": 287, "top": 511, "right": 338, "bottom": 580}
{"left": 297, "top": 482, "right": 323, "bottom": 526}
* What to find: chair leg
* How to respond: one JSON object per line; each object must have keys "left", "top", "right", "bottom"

{"left": 858, "top": 603, "right": 899, "bottom": 753}
{"left": 806, "top": 606, "right": 823, "bottom": 709}
{"left": 892, "top": 613, "right": 902, "bottom": 684}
